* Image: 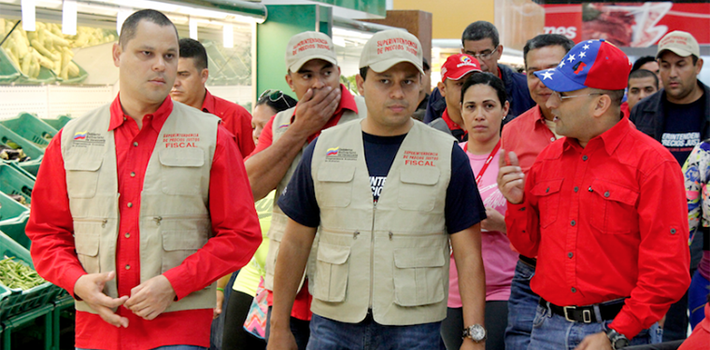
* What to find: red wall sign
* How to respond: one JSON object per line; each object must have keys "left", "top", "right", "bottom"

{"left": 545, "top": 3, "right": 710, "bottom": 46}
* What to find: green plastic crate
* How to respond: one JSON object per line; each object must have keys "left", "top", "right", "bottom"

{"left": 0, "top": 48, "right": 21, "bottom": 84}
{"left": 41, "top": 116, "right": 72, "bottom": 131}
{"left": 0, "top": 163, "right": 35, "bottom": 204}
{"left": 2, "top": 302, "right": 54, "bottom": 350}
{"left": 3, "top": 160, "right": 37, "bottom": 182}
{"left": 0, "top": 231, "right": 61, "bottom": 322}
{"left": 0, "top": 212, "right": 30, "bottom": 251}
{"left": 17, "top": 158, "right": 41, "bottom": 177}
{"left": 1, "top": 113, "right": 58, "bottom": 148}
{"left": 0, "top": 124, "right": 45, "bottom": 161}
{"left": 14, "top": 66, "right": 57, "bottom": 85}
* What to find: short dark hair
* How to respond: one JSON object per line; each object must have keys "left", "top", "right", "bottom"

{"left": 257, "top": 90, "right": 297, "bottom": 113}
{"left": 423, "top": 57, "right": 430, "bottom": 72}
{"left": 460, "top": 72, "right": 507, "bottom": 106}
{"left": 359, "top": 67, "right": 368, "bottom": 81}
{"left": 658, "top": 51, "right": 700, "bottom": 65}
{"left": 119, "top": 9, "right": 178, "bottom": 49}
{"left": 631, "top": 56, "right": 657, "bottom": 73}
{"left": 628, "top": 69, "right": 659, "bottom": 90}
{"left": 179, "top": 38, "right": 208, "bottom": 71}
{"left": 523, "top": 34, "right": 575, "bottom": 69}
{"left": 461, "top": 21, "right": 499, "bottom": 48}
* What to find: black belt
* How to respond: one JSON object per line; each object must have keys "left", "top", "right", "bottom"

{"left": 519, "top": 255, "right": 537, "bottom": 268}
{"left": 539, "top": 298, "right": 625, "bottom": 324}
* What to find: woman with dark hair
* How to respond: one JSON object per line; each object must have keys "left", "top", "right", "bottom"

{"left": 441, "top": 73, "right": 518, "bottom": 350}
{"left": 222, "top": 90, "right": 296, "bottom": 350}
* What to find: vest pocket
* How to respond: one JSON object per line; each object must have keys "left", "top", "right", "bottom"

{"left": 398, "top": 167, "right": 440, "bottom": 211}
{"left": 158, "top": 149, "right": 205, "bottom": 196}
{"left": 316, "top": 164, "right": 355, "bottom": 208}
{"left": 65, "top": 157, "right": 102, "bottom": 199}
{"left": 393, "top": 247, "right": 446, "bottom": 306}
{"left": 73, "top": 219, "right": 102, "bottom": 274}
{"left": 531, "top": 179, "right": 563, "bottom": 228}
{"left": 313, "top": 242, "right": 351, "bottom": 303}
{"left": 160, "top": 222, "right": 210, "bottom": 274}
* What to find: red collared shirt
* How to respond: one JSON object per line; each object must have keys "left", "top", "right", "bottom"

{"left": 505, "top": 115, "right": 691, "bottom": 338}
{"left": 252, "top": 84, "right": 358, "bottom": 320}
{"left": 250, "top": 84, "right": 359, "bottom": 157}
{"left": 201, "top": 89, "right": 255, "bottom": 158}
{"left": 501, "top": 105, "right": 557, "bottom": 174}
{"left": 27, "top": 95, "right": 261, "bottom": 350}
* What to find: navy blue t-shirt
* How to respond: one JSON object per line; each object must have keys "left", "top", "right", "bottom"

{"left": 278, "top": 131, "right": 485, "bottom": 234}
{"left": 662, "top": 97, "right": 705, "bottom": 165}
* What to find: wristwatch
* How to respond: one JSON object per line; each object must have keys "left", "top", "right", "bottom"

{"left": 605, "top": 326, "right": 629, "bottom": 350}
{"left": 462, "top": 324, "right": 487, "bottom": 343}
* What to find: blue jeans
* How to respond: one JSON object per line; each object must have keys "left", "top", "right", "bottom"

{"left": 688, "top": 268, "right": 710, "bottom": 329}
{"left": 307, "top": 313, "right": 445, "bottom": 350}
{"left": 504, "top": 259, "right": 538, "bottom": 350}
{"left": 78, "top": 347, "right": 206, "bottom": 350}
{"left": 529, "top": 304, "right": 662, "bottom": 350}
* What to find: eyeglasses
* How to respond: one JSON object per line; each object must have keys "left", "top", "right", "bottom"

{"left": 464, "top": 46, "right": 498, "bottom": 60}
{"left": 552, "top": 91, "right": 604, "bottom": 102}
{"left": 259, "top": 89, "right": 292, "bottom": 108}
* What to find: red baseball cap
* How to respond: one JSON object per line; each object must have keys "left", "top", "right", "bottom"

{"left": 441, "top": 54, "right": 481, "bottom": 83}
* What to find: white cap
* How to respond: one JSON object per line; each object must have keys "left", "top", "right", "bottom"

{"left": 657, "top": 31, "right": 700, "bottom": 58}
{"left": 285, "top": 31, "right": 338, "bottom": 72}
{"left": 359, "top": 29, "right": 424, "bottom": 75}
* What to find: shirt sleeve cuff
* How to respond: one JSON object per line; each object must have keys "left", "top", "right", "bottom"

{"left": 507, "top": 202, "right": 528, "bottom": 218}
{"left": 609, "top": 309, "right": 643, "bottom": 339}
{"left": 162, "top": 268, "right": 192, "bottom": 300}
{"left": 63, "top": 267, "right": 88, "bottom": 299}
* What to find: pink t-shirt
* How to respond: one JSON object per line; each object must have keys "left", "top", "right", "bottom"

{"left": 448, "top": 142, "right": 518, "bottom": 307}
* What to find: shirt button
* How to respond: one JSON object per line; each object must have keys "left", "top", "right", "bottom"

{"left": 546, "top": 187, "right": 550, "bottom": 193}
{"left": 588, "top": 186, "right": 593, "bottom": 192}
{"left": 125, "top": 264, "right": 131, "bottom": 270}
{"left": 127, "top": 202, "right": 133, "bottom": 208}
{"left": 133, "top": 142, "right": 138, "bottom": 147}
{"left": 550, "top": 137, "right": 555, "bottom": 142}
{"left": 125, "top": 232, "right": 130, "bottom": 238}
{"left": 670, "top": 228, "right": 677, "bottom": 234}
{"left": 571, "top": 287, "right": 577, "bottom": 293}
{"left": 571, "top": 220, "right": 576, "bottom": 226}
{"left": 568, "top": 252, "right": 574, "bottom": 258}
{"left": 130, "top": 172, "right": 136, "bottom": 177}
{"left": 123, "top": 117, "right": 127, "bottom": 121}
{"left": 604, "top": 191, "right": 610, "bottom": 197}
{"left": 574, "top": 186, "right": 579, "bottom": 192}
{"left": 582, "top": 155, "right": 588, "bottom": 161}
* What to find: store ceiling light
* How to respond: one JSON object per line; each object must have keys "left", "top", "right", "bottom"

{"left": 189, "top": 17, "right": 198, "bottom": 40}
{"left": 223, "top": 24, "right": 233, "bottom": 48}
{"left": 62, "top": 0, "right": 77, "bottom": 35}
{"left": 20, "top": 0, "right": 36, "bottom": 31}
{"left": 116, "top": 6, "right": 132, "bottom": 34}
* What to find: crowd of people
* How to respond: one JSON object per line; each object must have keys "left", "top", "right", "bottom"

{"left": 23, "top": 7, "right": 710, "bottom": 350}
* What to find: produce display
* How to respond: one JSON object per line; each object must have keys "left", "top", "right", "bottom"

{"left": 0, "top": 257, "right": 46, "bottom": 290}
{"left": 0, "top": 18, "right": 115, "bottom": 80}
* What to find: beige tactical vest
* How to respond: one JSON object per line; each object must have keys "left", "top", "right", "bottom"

{"left": 311, "top": 119, "right": 454, "bottom": 326}
{"left": 61, "top": 101, "right": 219, "bottom": 314}
{"left": 264, "top": 95, "right": 367, "bottom": 291}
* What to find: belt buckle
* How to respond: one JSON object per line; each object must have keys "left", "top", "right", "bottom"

{"left": 563, "top": 306, "right": 593, "bottom": 323}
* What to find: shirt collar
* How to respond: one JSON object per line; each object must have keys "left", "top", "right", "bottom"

{"left": 201, "top": 89, "right": 215, "bottom": 114}
{"left": 109, "top": 94, "right": 174, "bottom": 132}
{"left": 562, "top": 112, "right": 631, "bottom": 155}
{"left": 442, "top": 108, "right": 464, "bottom": 131}
{"left": 532, "top": 105, "right": 548, "bottom": 130}
{"left": 290, "top": 84, "right": 359, "bottom": 120}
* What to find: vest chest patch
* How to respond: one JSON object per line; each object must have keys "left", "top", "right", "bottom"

{"left": 162, "top": 133, "right": 201, "bottom": 148}
{"left": 71, "top": 131, "right": 106, "bottom": 148}
{"left": 325, "top": 147, "right": 358, "bottom": 162}
{"left": 403, "top": 151, "right": 439, "bottom": 167}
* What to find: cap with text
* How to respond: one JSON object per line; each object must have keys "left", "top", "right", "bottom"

{"left": 657, "top": 31, "right": 700, "bottom": 59}
{"left": 285, "top": 31, "right": 338, "bottom": 73}
{"left": 533, "top": 39, "right": 631, "bottom": 92}
{"left": 441, "top": 54, "right": 481, "bottom": 83}
{"left": 359, "top": 29, "right": 424, "bottom": 75}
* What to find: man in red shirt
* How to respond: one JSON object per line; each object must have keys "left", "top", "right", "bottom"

{"left": 244, "top": 31, "right": 366, "bottom": 350}
{"left": 170, "top": 38, "right": 255, "bottom": 158}
{"left": 500, "top": 33, "right": 573, "bottom": 350}
{"left": 26, "top": 10, "right": 261, "bottom": 350}
{"left": 428, "top": 53, "right": 481, "bottom": 142}
{"left": 498, "top": 39, "right": 690, "bottom": 349}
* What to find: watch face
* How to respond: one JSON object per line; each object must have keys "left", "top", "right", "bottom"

{"left": 469, "top": 325, "right": 486, "bottom": 341}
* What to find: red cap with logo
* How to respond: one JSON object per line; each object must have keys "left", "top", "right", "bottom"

{"left": 441, "top": 54, "right": 482, "bottom": 83}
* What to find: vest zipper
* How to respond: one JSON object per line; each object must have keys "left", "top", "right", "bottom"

{"left": 369, "top": 202, "right": 377, "bottom": 308}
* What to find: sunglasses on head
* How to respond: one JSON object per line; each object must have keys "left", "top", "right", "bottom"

{"left": 259, "top": 89, "right": 292, "bottom": 108}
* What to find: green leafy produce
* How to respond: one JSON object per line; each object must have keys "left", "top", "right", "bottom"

{"left": 0, "top": 256, "right": 46, "bottom": 290}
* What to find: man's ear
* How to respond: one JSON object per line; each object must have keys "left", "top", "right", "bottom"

{"left": 356, "top": 73, "right": 365, "bottom": 95}
{"left": 112, "top": 43, "right": 121, "bottom": 68}
{"left": 438, "top": 81, "right": 447, "bottom": 98}
{"left": 593, "top": 94, "right": 612, "bottom": 118}
{"left": 200, "top": 68, "right": 209, "bottom": 85}
{"left": 285, "top": 72, "right": 295, "bottom": 92}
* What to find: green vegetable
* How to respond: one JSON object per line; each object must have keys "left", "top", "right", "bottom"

{"left": 0, "top": 256, "right": 46, "bottom": 290}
